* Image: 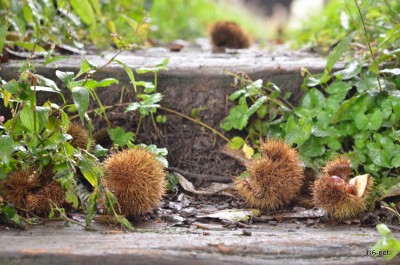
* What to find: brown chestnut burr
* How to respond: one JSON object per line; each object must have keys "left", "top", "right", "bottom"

{"left": 312, "top": 157, "right": 373, "bottom": 220}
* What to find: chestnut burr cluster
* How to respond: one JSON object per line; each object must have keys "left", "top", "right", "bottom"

{"left": 235, "top": 139, "right": 373, "bottom": 221}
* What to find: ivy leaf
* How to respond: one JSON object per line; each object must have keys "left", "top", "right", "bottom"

{"left": 301, "top": 88, "right": 325, "bottom": 109}
{"left": 299, "top": 137, "right": 325, "bottom": 157}
{"left": 284, "top": 116, "right": 311, "bottom": 146}
{"left": 108, "top": 127, "right": 134, "bottom": 147}
{"left": 72, "top": 86, "right": 90, "bottom": 124}
{"left": 391, "top": 153, "right": 400, "bottom": 168}
{"left": 367, "top": 142, "right": 391, "bottom": 167}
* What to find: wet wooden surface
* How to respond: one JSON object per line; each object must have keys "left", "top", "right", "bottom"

{"left": 1, "top": 221, "right": 399, "bottom": 265}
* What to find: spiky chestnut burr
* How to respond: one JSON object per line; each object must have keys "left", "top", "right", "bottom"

{"left": 103, "top": 148, "right": 166, "bottom": 217}
{"left": 68, "top": 122, "right": 93, "bottom": 150}
{"left": 312, "top": 157, "right": 373, "bottom": 220}
{"left": 235, "top": 139, "right": 304, "bottom": 211}
{"left": 322, "top": 157, "right": 351, "bottom": 181}
{"left": 0, "top": 168, "right": 65, "bottom": 216}
{"left": 210, "top": 21, "right": 251, "bottom": 49}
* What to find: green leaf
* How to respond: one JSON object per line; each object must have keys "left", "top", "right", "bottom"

{"left": 333, "top": 59, "right": 361, "bottom": 80}
{"left": 56, "top": 70, "right": 75, "bottom": 89}
{"left": 391, "top": 153, "right": 400, "bottom": 168}
{"left": 301, "top": 88, "right": 325, "bottom": 109}
{"left": 70, "top": 0, "right": 96, "bottom": 25}
{"left": 248, "top": 96, "right": 267, "bottom": 116}
{"left": 72, "top": 86, "right": 90, "bottom": 123}
{"left": 113, "top": 59, "right": 137, "bottom": 92}
{"left": 77, "top": 153, "right": 101, "bottom": 187}
{"left": 355, "top": 113, "right": 369, "bottom": 130}
{"left": 228, "top": 137, "right": 245, "bottom": 150}
{"left": 229, "top": 89, "right": 246, "bottom": 101}
{"left": 37, "top": 75, "right": 61, "bottom": 93}
{"left": 369, "top": 110, "right": 384, "bottom": 130}
{"left": 367, "top": 142, "right": 391, "bottom": 167}
{"left": 284, "top": 116, "right": 311, "bottom": 146}
{"left": 136, "top": 81, "right": 156, "bottom": 93}
{"left": 326, "top": 82, "right": 352, "bottom": 95}
{"left": 76, "top": 58, "right": 96, "bottom": 78}
{"left": 108, "top": 127, "right": 134, "bottom": 147}
{"left": 0, "top": 25, "right": 7, "bottom": 52}
{"left": 65, "top": 190, "right": 79, "bottom": 209}
{"left": 93, "top": 144, "right": 109, "bottom": 158}
{"left": 220, "top": 104, "right": 248, "bottom": 131}
{"left": 325, "top": 31, "right": 357, "bottom": 73}
{"left": 126, "top": 93, "right": 163, "bottom": 116}
{"left": 136, "top": 59, "right": 169, "bottom": 74}
{"left": 372, "top": 224, "right": 400, "bottom": 260}
{"left": 0, "top": 135, "right": 15, "bottom": 165}
{"left": 299, "top": 137, "right": 325, "bottom": 157}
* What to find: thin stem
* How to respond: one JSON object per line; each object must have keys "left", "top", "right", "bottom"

{"left": 159, "top": 106, "right": 231, "bottom": 143}
{"left": 354, "top": 0, "right": 382, "bottom": 92}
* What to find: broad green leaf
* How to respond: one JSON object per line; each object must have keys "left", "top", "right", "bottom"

{"left": 108, "top": 127, "right": 134, "bottom": 147}
{"left": 0, "top": 135, "right": 15, "bottom": 164}
{"left": 77, "top": 153, "right": 100, "bottom": 187}
{"left": 284, "top": 116, "right": 311, "bottom": 146}
{"left": 367, "top": 142, "right": 391, "bottom": 167}
{"left": 333, "top": 59, "right": 361, "bottom": 80}
{"left": 369, "top": 110, "right": 384, "bottom": 130}
{"left": 113, "top": 59, "right": 137, "bottom": 92}
{"left": 391, "top": 153, "right": 400, "bottom": 168}
{"left": 355, "top": 113, "right": 369, "bottom": 130}
{"left": 14, "top": 41, "right": 46, "bottom": 53}
{"left": 326, "top": 82, "right": 352, "bottom": 95}
{"left": 0, "top": 25, "right": 7, "bottom": 52}
{"left": 228, "top": 137, "right": 245, "bottom": 150}
{"left": 56, "top": 70, "right": 75, "bottom": 89}
{"left": 1, "top": 80, "right": 20, "bottom": 94}
{"left": 301, "top": 88, "right": 325, "bottom": 109}
{"left": 72, "top": 86, "right": 90, "bottom": 123}
{"left": 299, "top": 137, "right": 325, "bottom": 157}
{"left": 70, "top": 0, "right": 96, "bottom": 25}
{"left": 37, "top": 75, "right": 61, "bottom": 93}
{"left": 326, "top": 31, "right": 357, "bottom": 73}
{"left": 93, "top": 144, "right": 108, "bottom": 158}
{"left": 220, "top": 104, "right": 249, "bottom": 131}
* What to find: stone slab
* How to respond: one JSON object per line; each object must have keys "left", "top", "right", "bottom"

{"left": 0, "top": 221, "right": 399, "bottom": 265}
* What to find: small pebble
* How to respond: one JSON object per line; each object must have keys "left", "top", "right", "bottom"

{"left": 242, "top": 229, "right": 252, "bottom": 236}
